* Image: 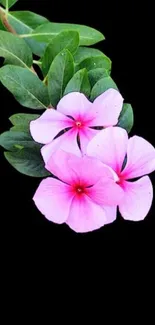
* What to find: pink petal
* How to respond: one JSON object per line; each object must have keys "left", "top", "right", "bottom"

{"left": 46, "top": 150, "right": 82, "bottom": 185}
{"left": 41, "top": 128, "right": 80, "bottom": 164}
{"left": 87, "top": 178, "right": 124, "bottom": 206}
{"left": 87, "top": 127, "right": 128, "bottom": 174}
{"left": 67, "top": 154, "right": 116, "bottom": 186}
{"left": 79, "top": 127, "right": 98, "bottom": 153}
{"left": 66, "top": 195, "right": 107, "bottom": 233}
{"left": 57, "top": 92, "right": 93, "bottom": 120}
{"left": 119, "top": 176, "right": 153, "bottom": 221}
{"left": 103, "top": 206, "right": 117, "bottom": 224}
{"left": 121, "top": 136, "right": 155, "bottom": 179}
{"left": 30, "top": 109, "right": 72, "bottom": 144}
{"left": 89, "top": 88, "right": 124, "bottom": 127}
{"left": 46, "top": 150, "right": 115, "bottom": 187}
{"left": 33, "top": 178, "right": 74, "bottom": 223}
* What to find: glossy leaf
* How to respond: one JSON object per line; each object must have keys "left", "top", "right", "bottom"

{"left": 88, "top": 68, "right": 109, "bottom": 87}
{"left": 9, "top": 113, "right": 40, "bottom": 132}
{"left": 7, "top": 10, "right": 49, "bottom": 56}
{"left": 48, "top": 49, "right": 74, "bottom": 106}
{"left": 64, "top": 68, "right": 91, "bottom": 97}
{"left": 0, "top": 19, "right": 6, "bottom": 31}
{"left": 42, "top": 30, "right": 79, "bottom": 76}
{"left": 79, "top": 55, "right": 111, "bottom": 72}
{"left": 9, "top": 10, "right": 48, "bottom": 30}
{"left": 0, "top": 65, "right": 50, "bottom": 109}
{"left": 74, "top": 47, "right": 103, "bottom": 64}
{"left": 24, "top": 22, "right": 105, "bottom": 46}
{"left": 0, "top": 127, "right": 49, "bottom": 177}
{"left": 0, "top": 30, "right": 32, "bottom": 68}
{"left": 90, "top": 76, "right": 118, "bottom": 100}
{"left": 0, "top": 130, "right": 34, "bottom": 150}
{"left": 4, "top": 146, "right": 50, "bottom": 177}
{"left": 117, "top": 103, "right": 134, "bottom": 133}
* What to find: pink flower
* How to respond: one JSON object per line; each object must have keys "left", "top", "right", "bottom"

{"left": 33, "top": 150, "right": 124, "bottom": 233}
{"left": 30, "top": 89, "right": 123, "bottom": 163}
{"left": 87, "top": 127, "right": 155, "bottom": 221}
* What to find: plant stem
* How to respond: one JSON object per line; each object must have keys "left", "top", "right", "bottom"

{"left": 30, "top": 66, "right": 37, "bottom": 75}
{"left": 6, "top": 0, "right": 9, "bottom": 15}
{"left": 0, "top": 6, "right": 37, "bottom": 76}
{"left": 33, "top": 60, "right": 42, "bottom": 66}
{"left": 43, "top": 75, "right": 48, "bottom": 85}
{"left": 0, "top": 6, "right": 17, "bottom": 34}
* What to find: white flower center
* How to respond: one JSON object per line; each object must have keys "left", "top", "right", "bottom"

{"left": 75, "top": 121, "right": 82, "bottom": 127}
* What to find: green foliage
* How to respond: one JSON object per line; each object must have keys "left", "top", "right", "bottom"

{"left": 48, "top": 49, "right": 74, "bottom": 106}
{"left": 0, "top": 65, "right": 50, "bottom": 108}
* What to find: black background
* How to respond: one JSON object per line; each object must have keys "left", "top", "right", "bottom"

{"left": 0, "top": 0, "right": 154, "bottom": 242}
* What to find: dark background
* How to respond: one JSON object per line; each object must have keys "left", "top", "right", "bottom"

{"left": 0, "top": 0, "right": 154, "bottom": 242}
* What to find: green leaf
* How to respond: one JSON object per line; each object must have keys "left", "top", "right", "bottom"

{"left": 42, "top": 30, "right": 79, "bottom": 76}
{"left": 7, "top": 11, "right": 49, "bottom": 56}
{"left": 48, "top": 49, "right": 74, "bottom": 106}
{"left": 90, "top": 76, "right": 118, "bottom": 100}
{"left": 9, "top": 113, "right": 40, "bottom": 132}
{"left": 9, "top": 11, "right": 48, "bottom": 30}
{"left": 117, "top": 103, "right": 134, "bottom": 133}
{"left": 88, "top": 68, "right": 109, "bottom": 87}
{"left": 22, "top": 22, "right": 105, "bottom": 46}
{"left": 64, "top": 68, "right": 91, "bottom": 97}
{"left": 0, "top": 130, "right": 34, "bottom": 150}
{"left": 0, "top": 30, "right": 33, "bottom": 68}
{"left": 0, "top": 127, "right": 49, "bottom": 177}
{"left": 10, "top": 113, "right": 40, "bottom": 126}
{"left": 10, "top": 125, "right": 27, "bottom": 132}
{"left": 0, "top": 0, "right": 18, "bottom": 9}
{"left": 79, "top": 55, "right": 111, "bottom": 72}
{"left": 4, "top": 147, "right": 50, "bottom": 177}
{"left": 0, "top": 65, "right": 50, "bottom": 109}
{"left": 74, "top": 47, "right": 103, "bottom": 64}
{"left": 0, "top": 19, "right": 6, "bottom": 31}
{"left": 10, "top": 126, "right": 25, "bottom": 132}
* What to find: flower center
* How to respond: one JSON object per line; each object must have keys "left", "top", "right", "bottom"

{"left": 75, "top": 121, "right": 82, "bottom": 128}
{"left": 76, "top": 187, "right": 83, "bottom": 193}
{"left": 72, "top": 184, "right": 86, "bottom": 196}
{"left": 76, "top": 186, "right": 84, "bottom": 194}
{"left": 116, "top": 173, "right": 125, "bottom": 185}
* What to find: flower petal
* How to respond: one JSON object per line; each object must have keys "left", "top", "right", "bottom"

{"left": 46, "top": 150, "right": 115, "bottom": 186}
{"left": 79, "top": 127, "right": 98, "bottom": 153}
{"left": 87, "top": 178, "right": 124, "bottom": 206}
{"left": 87, "top": 126, "right": 128, "bottom": 174}
{"left": 89, "top": 88, "right": 124, "bottom": 127}
{"left": 45, "top": 150, "right": 81, "bottom": 185}
{"left": 119, "top": 176, "right": 153, "bottom": 221}
{"left": 121, "top": 136, "right": 155, "bottom": 179}
{"left": 30, "top": 109, "right": 72, "bottom": 144}
{"left": 33, "top": 178, "right": 74, "bottom": 223}
{"left": 66, "top": 195, "right": 106, "bottom": 233}
{"left": 41, "top": 128, "right": 80, "bottom": 164}
{"left": 57, "top": 92, "right": 93, "bottom": 120}
{"left": 103, "top": 206, "right": 117, "bottom": 224}
{"left": 67, "top": 154, "right": 116, "bottom": 186}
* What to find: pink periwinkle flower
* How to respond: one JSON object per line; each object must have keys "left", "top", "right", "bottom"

{"left": 30, "top": 89, "right": 123, "bottom": 163}
{"left": 87, "top": 127, "right": 155, "bottom": 221}
{"left": 33, "top": 150, "right": 124, "bottom": 233}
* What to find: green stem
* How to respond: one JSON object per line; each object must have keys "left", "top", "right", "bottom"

{"left": 33, "top": 60, "right": 42, "bottom": 66}
{"left": 6, "top": 0, "right": 9, "bottom": 15}
{"left": 43, "top": 75, "right": 48, "bottom": 85}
